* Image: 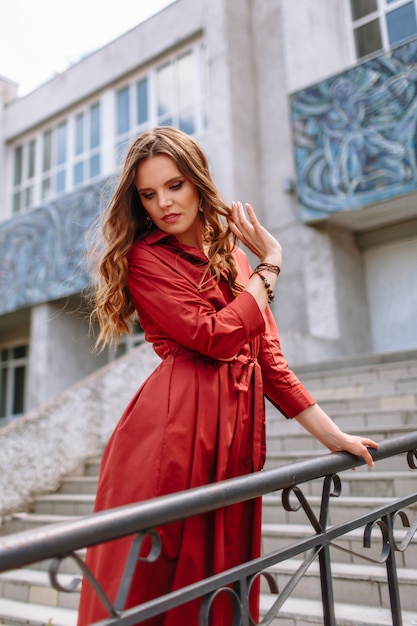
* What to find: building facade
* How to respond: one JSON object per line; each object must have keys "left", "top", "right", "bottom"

{"left": 1, "top": 0, "right": 417, "bottom": 424}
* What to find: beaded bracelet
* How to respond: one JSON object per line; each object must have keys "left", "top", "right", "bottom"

{"left": 254, "top": 262, "right": 281, "bottom": 276}
{"left": 250, "top": 270, "right": 275, "bottom": 303}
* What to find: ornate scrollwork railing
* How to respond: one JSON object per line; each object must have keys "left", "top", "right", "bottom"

{"left": 0, "top": 432, "right": 416, "bottom": 625}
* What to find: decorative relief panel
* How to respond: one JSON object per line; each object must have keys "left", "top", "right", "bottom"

{"left": 0, "top": 181, "right": 112, "bottom": 316}
{"left": 291, "top": 38, "right": 417, "bottom": 221}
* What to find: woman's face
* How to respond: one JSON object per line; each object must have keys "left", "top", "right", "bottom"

{"left": 135, "top": 154, "right": 203, "bottom": 249}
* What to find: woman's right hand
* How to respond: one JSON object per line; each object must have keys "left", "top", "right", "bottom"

{"left": 227, "top": 202, "right": 282, "bottom": 266}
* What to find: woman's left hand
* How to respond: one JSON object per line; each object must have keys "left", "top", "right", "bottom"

{"left": 295, "top": 404, "right": 379, "bottom": 468}
{"left": 227, "top": 202, "right": 282, "bottom": 266}
{"left": 327, "top": 433, "right": 379, "bottom": 468}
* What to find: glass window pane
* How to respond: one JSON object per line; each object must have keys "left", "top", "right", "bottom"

{"left": 24, "top": 186, "right": 33, "bottom": 207}
{"left": 350, "top": 0, "right": 377, "bottom": 20}
{"left": 90, "top": 103, "right": 100, "bottom": 149}
{"left": 43, "top": 130, "right": 52, "bottom": 172}
{"left": 75, "top": 113, "right": 84, "bottom": 155}
{"left": 13, "top": 146, "right": 23, "bottom": 185}
{"left": 354, "top": 19, "right": 382, "bottom": 57}
{"left": 90, "top": 153, "right": 100, "bottom": 178}
{"left": 56, "top": 170, "right": 66, "bottom": 193}
{"left": 178, "top": 51, "right": 195, "bottom": 111}
{"left": 12, "top": 191, "right": 21, "bottom": 213}
{"left": 386, "top": 2, "right": 417, "bottom": 45}
{"left": 0, "top": 368, "right": 7, "bottom": 418}
{"left": 117, "top": 87, "right": 130, "bottom": 135}
{"left": 57, "top": 121, "right": 67, "bottom": 165}
{"left": 157, "top": 63, "right": 174, "bottom": 118}
{"left": 42, "top": 177, "right": 51, "bottom": 199}
{"left": 136, "top": 78, "right": 149, "bottom": 125}
{"left": 1, "top": 349, "right": 8, "bottom": 362}
{"left": 13, "top": 345, "right": 27, "bottom": 359}
{"left": 179, "top": 112, "right": 195, "bottom": 135}
{"left": 13, "top": 366, "right": 25, "bottom": 414}
{"left": 28, "top": 140, "right": 36, "bottom": 178}
{"left": 74, "top": 161, "right": 84, "bottom": 185}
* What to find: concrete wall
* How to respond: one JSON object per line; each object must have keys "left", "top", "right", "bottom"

{"left": 0, "top": 78, "right": 18, "bottom": 222}
{"left": 241, "top": 0, "right": 372, "bottom": 361}
{"left": 281, "top": 0, "right": 355, "bottom": 93}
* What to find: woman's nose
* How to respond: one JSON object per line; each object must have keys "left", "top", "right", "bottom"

{"left": 158, "top": 193, "right": 172, "bottom": 209}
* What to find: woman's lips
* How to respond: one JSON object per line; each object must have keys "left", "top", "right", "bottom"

{"left": 162, "top": 213, "right": 180, "bottom": 224}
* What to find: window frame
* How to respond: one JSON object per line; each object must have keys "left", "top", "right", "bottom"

{"left": 0, "top": 342, "right": 29, "bottom": 422}
{"left": 10, "top": 99, "right": 102, "bottom": 214}
{"left": 350, "top": 0, "right": 417, "bottom": 59}
{"left": 114, "top": 41, "right": 207, "bottom": 163}
{"left": 72, "top": 101, "right": 102, "bottom": 188}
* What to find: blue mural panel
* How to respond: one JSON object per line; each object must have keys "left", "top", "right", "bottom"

{"left": 0, "top": 180, "right": 112, "bottom": 316}
{"left": 291, "top": 38, "right": 417, "bottom": 221}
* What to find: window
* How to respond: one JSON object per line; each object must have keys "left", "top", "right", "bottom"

{"left": 73, "top": 102, "right": 101, "bottom": 187}
{"left": 41, "top": 122, "right": 68, "bottom": 200}
{"left": 11, "top": 101, "right": 102, "bottom": 213}
{"left": 116, "top": 86, "right": 133, "bottom": 163}
{"left": 350, "top": 0, "right": 417, "bottom": 58}
{"left": 156, "top": 51, "right": 197, "bottom": 134}
{"left": 12, "top": 140, "right": 36, "bottom": 213}
{"left": 0, "top": 344, "right": 28, "bottom": 422}
{"left": 115, "top": 43, "right": 207, "bottom": 162}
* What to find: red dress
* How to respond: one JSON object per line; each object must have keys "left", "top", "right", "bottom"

{"left": 77, "top": 230, "right": 315, "bottom": 626}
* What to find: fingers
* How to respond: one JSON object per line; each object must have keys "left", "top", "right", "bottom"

{"left": 362, "top": 448, "right": 376, "bottom": 468}
{"left": 356, "top": 438, "right": 379, "bottom": 467}
{"left": 229, "top": 201, "right": 257, "bottom": 234}
{"left": 363, "top": 438, "right": 379, "bottom": 450}
{"left": 227, "top": 201, "right": 260, "bottom": 251}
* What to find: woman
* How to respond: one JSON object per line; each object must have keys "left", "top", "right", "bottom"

{"left": 77, "top": 126, "right": 378, "bottom": 626}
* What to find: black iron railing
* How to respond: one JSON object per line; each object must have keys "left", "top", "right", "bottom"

{"left": 0, "top": 433, "right": 416, "bottom": 625}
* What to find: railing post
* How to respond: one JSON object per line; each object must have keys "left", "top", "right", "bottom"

{"left": 318, "top": 475, "right": 337, "bottom": 626}
{"left": 318, "top": 545, "right": 336, "bottom": 626}
{"left": 384, "top": 513, "right": 403, "bottom": 626}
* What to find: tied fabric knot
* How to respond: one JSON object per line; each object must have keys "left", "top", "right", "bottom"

{"left": 232, "top": 354, "right": 257, "bottom": 392}
{"left": 230, "top": 353, "right": 265, "bottom": 471}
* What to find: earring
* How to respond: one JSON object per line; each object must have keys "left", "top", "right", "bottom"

{"left": 144, "top": 213, "right": 152, "bottom": 230}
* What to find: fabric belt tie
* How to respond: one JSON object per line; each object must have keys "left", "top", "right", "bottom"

{"left": 231, "top": 354, "right": 265, "bottom": 471}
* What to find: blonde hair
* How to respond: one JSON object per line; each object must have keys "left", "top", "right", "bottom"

{"left": 89, "top": 126, "right": 241, "bottom": 350}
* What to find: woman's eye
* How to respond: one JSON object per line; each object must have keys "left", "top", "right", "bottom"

{"left": 142, "top": 192, "right": 154, "bottom": 200}
{"left": 170, "top": 181, "right": 183, "bottom": 191}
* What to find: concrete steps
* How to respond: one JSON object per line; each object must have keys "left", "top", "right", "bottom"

{"left": 1, "top": 351, "right": 416, "bottom": 625}
{"left": 0, "top": 597, "right": 75, "bottom": 626}
{"left": 263, "top": 559, "right": 417, "bottom": 611}
{"left": 262, "top": 521, "right": 417, "bottom": 569}
{"left": 260, "top": 353, "right": 417, "bottom": 625}
{"left": 259, "top": 595, "right": 417, "bottom": 626}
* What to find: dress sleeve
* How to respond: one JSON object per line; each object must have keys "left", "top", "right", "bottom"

{"left": 127, "top": 244, "right": 266, "bottom": 360}
{"left": 258, "top": 306, "right": 316, "bottom": 419}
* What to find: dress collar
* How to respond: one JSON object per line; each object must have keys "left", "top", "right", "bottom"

{"left": 141, "top": 228, "right": 208, "bottom": 263}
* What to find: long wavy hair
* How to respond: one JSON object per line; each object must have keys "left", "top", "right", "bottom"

{"left": 89, "top": 126, "right": 242, "bottom": 349}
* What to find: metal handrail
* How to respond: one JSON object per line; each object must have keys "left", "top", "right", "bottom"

{"left": 0, "top": 432, "right": 416, "bottom": 626}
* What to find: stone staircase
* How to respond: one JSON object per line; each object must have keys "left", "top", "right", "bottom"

{"left": 0, "top": 352, "right": 416, "bottom": 625}
{"left": 260, "top": 352, "right": 417, "bottom": 625}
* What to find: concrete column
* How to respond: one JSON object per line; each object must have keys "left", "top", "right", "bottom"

{"left": 0, "top": 77, "right": 18, "bottom": 222}
{"left": 27, "top": 297, "right": 107, "bottom": 410}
